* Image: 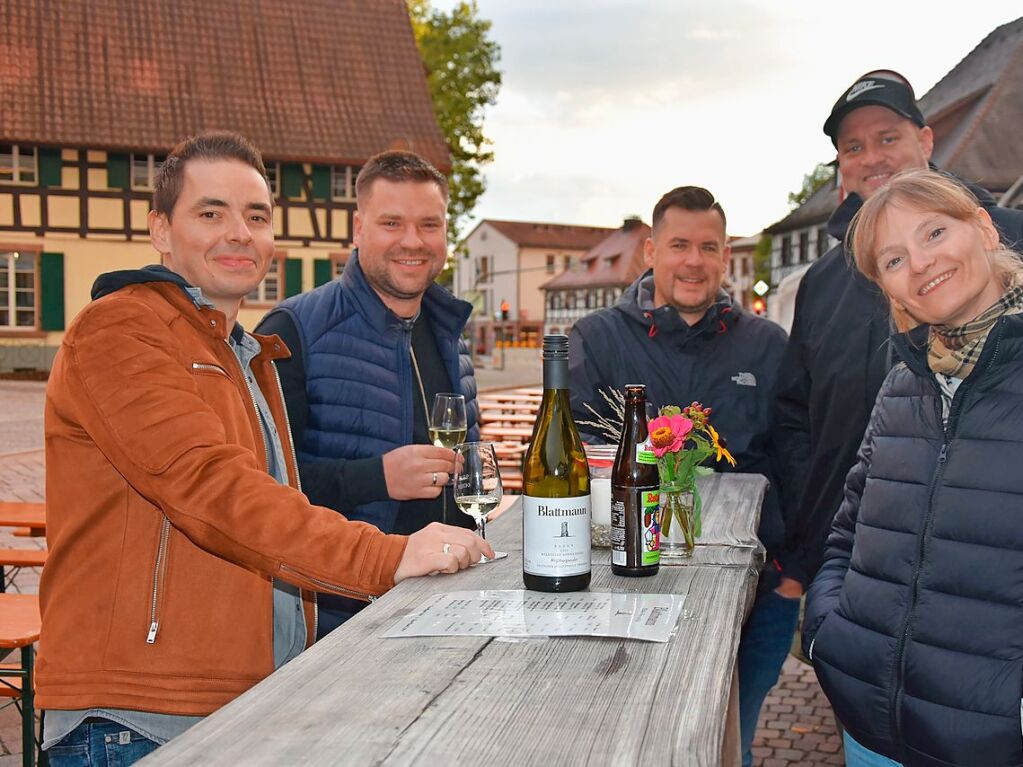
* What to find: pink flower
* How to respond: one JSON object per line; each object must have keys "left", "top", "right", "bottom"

{"left": 647, "top": 415, "right": 693, "bottom": 457}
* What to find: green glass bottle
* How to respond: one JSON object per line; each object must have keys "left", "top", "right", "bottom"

{"left": 522, "top": 335, "right": 591, "bottom": 592}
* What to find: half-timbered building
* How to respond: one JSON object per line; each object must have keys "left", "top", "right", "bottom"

{"left": 0, "top": 0, "right": 448, "bottom": 371}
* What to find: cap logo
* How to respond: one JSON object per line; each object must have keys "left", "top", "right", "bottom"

{"left": 847, "top": 80, "right": 886, "bottom": 101}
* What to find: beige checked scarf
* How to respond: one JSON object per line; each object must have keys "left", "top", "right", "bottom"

{"left": 928, "top": 279, "right": 1023, "bottom": 378}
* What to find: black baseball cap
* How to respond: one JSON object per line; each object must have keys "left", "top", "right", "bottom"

{"left": 823, "top": 70, "right": 926, "bottom": 145}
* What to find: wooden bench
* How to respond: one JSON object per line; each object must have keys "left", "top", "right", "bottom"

{"left": 478, "top": 412, "right": 537, "bottom": 424}
{"left": 0, "top": 593, "right": 41, "bottom": 767}
{"left": 0, "top": 504, "right": 45, "bottom": 538}
{"left": 0, "top": 550, "right": 47, "bottom": 593}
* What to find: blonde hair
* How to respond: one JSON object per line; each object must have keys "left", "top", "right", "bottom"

{"left": 849, "top": 169, "right": 1023, "bottom": 331}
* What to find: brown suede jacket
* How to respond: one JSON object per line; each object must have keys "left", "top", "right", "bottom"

{"left": 37, "top": 275, "right": 408, "bottom": 715}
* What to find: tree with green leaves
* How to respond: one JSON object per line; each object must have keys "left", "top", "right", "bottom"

{"left": 788, "top": 162, "right": 835, "bottom": 209}
{"left": 753, "top": 234, "right": 772, "bottom": 287}
{"left": 408, "top": 0, "right": 501, "bottom": 245}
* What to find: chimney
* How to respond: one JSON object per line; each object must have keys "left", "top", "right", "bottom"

{"left": 622, "top": 216, "right": 643, "bottom": 230}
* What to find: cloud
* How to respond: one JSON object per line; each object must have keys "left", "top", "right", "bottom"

{"left": 438, "top": 0, "right": 1023, "bottom": 234}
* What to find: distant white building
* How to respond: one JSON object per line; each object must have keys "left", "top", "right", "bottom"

{"left": 455, "top": 219, "right": 613, "bottom": 353}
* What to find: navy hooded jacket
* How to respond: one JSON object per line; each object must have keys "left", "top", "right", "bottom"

{"left": 568, "top": 271, "right": 791, "bottom": 586}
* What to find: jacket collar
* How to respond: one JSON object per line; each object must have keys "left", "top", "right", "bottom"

{"left": 892, "top": 313, "right": 1023, "bottom": 380}
{"left": 340, "top": 251, "right": 472, "bottom": 338}
{"left": 92, "top": 267, "right": 289, "bottom": 360}
{"left": 617, "top": 269, "right": 740, "bottom": 339}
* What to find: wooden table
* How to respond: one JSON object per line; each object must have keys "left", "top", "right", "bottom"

{"left": 142, "top": 473, "right": 767, "bottom": 767}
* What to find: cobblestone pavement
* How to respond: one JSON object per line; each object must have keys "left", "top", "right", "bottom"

{"left": 752, "top": 655, "right": 845, "bottom": 766}
{"left": 0, "top": 380, "right": 846, "bottom": 765}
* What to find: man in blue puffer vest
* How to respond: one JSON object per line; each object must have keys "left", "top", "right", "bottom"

{"left": 257, "top": 151, "right": 479, "bottom": 636}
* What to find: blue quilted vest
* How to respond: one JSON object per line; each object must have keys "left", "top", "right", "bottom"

{"left": 272, "top": 253, "right": 479, "bottom": 533}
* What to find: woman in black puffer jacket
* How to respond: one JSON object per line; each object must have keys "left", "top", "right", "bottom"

{"left": 803, "top": 169, "right": 1023, "bottom": 767}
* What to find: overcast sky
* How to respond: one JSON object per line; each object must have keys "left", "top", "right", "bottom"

{"left": 433, "top": 1, "right": 1023, "bottom": 237}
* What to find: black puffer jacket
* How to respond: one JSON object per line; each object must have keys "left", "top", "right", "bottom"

{"left": 569, "top": 272, "right": 791, "bottom": 586}
{"left": 774, "top": 177, "right": 1023, "bottom": 585}
{"left": 804, "top": 314, "right": 1023, "bottom": 767}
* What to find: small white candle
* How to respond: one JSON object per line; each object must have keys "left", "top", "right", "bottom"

{"left": 591, "top": 477, "right": 612, "bottom": 526}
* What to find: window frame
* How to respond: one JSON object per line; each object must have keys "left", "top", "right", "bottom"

{"left": 265, "top": 162, "right": 281, "bottom": 198}
{"left": 330, "top": 165, "right": 359, "bottom": 201}
{"left": 0, "top": 145, "right": 39, "bottom": 186}
{"left": 331, "top": 250, "right": 352, "bottom": 279}
{"left": 0, "top": 246, "right": 42, "bottom": 333}
{"left": 244, "top": 250, "right": 287, "bottom": 306}
{"left": 129, "top": 153, "right": 164, "bottom": 191}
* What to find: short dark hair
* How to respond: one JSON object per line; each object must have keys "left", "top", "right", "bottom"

{"left": 355, "top": 150, "right": 449, "bottom": 203}
{"left": 651, "top": 186, "right": 726, "bottom": 233}
{"left": 154, "top": 131, "right": 270, "bottom": 217}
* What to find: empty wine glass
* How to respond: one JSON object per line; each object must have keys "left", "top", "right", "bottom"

{"left": 453, "top": 442, "right": 503, "bottom": 550}
{"left": 430, "top": 393, "right": 467, "bottom": 448}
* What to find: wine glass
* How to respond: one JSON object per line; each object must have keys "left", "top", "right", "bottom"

{"left": 453, "top": 442, "right": 503, "bottom": 548}
{"left": 430, "top": 393, "right": 467, "bottom": 448}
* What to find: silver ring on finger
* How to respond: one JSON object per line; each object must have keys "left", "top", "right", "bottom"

{"left": 432, "top": 471, "right": 438, "bottom": 486}
{"left": 443, "top": 543, "right": 451, "bottom": 554}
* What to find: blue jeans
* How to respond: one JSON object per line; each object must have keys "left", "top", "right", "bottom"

{"left": 737, "top": 588, "right": 801, "bottom": 767}
{"left": 843, "top": 732, "right": 903, "bottom": 766}
{"left": 46, "top": 720, "right": 160, "bottom": 767}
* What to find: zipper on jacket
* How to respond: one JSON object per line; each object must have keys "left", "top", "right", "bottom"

{"left": 146, "top": 516, "right": 171, "bottom": 643}
{"left": 191, "top": 361, "right": 230, "bottom": 378}
{"left": 888, "top": 340, "right": 996, "bottom": 755}
{"left": 278, "top": 563, "right": 378, "bottom": 603}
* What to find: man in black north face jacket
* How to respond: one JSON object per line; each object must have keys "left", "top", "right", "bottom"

{"left": 569, "top": 185, "right": 792, "bottom": 767}
{"left": 774, "top": 70, "right": 1023, "bottom": 587}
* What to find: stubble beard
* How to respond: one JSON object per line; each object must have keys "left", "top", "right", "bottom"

{"left": 364, "top": 246, "right": 443, "bottom": 302}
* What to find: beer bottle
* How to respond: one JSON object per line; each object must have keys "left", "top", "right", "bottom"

{"left": 611, "top": 384, "right": 660, "bottom": 576}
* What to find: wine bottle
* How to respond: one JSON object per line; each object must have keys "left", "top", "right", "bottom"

{"left": 522, "top": 334, "right": 591, "bottom": 592}
{"left": 611, "top": 384, "right": 660, "bottom": 577}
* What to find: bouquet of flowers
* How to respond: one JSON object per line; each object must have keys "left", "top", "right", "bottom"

{"left": 647, "top": 402, "right": 734, "bottom": 552}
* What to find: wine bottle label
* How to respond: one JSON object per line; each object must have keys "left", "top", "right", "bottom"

{"left": 635, "top": 445, "right": 657, "bottom": 465}
{"left": 522, "top": 495, "right": 591, "bottom": 577}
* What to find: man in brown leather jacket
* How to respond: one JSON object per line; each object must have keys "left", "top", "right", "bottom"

{"left": 37, "top": 131, "right": 489, "bottom": 766}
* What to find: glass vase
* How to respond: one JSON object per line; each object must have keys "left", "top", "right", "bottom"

{"left": 659, "top": 483, "right": 696, "bottom": 558}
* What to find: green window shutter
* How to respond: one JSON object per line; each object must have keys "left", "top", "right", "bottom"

{"left": 282, "top": 164, "right": 304, "bottom": 198}
{"left": 284, "top": 258, "right": 303, "bottom": 297}
{"left": 313, "top": 259, "right": 332, "bottom": 287}
{"left": 40, "top": 252, "right": 65, "bottom": 331}
{"left": 107, "top": 153, "right": 129, "bottom": 189}
{"left": 39, "top": 149, "right": 63, "bottom": 187}
{"left": 311, "top": 165, "right": 330, "bottom": 200}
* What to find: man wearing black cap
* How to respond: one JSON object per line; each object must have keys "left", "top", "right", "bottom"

{"left": 774, "top": 71, "right": 1023, "bottom": 597}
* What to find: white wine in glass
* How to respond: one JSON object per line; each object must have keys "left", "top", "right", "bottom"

{"left": 430, "top": 393, "right": 467, "bottom": 448}
{"left": 429, "top": 426, "right": 467, "bottom": 448}
{"left": 453, "top": 442, "right": 503, "bottom": 546}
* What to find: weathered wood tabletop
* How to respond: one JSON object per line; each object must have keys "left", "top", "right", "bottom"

{"left": 142, "top": 473, "right": 767, "bottom": 767}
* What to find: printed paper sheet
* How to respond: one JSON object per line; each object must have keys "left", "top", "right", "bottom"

{"left": 384, "top": 589, "right": 685, "bottom": 643}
